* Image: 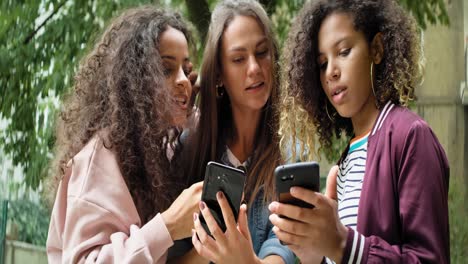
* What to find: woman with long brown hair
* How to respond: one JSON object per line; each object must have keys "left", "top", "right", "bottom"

{"left": 47, "top": 6, "right": 203, "bottom": 263}
{"left": 187, "top": 1, "right": 294, "bottom": 263}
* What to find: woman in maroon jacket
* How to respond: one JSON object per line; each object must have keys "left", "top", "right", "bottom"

{"left": 269, "top": 0, "right": 450, "bottom": 263}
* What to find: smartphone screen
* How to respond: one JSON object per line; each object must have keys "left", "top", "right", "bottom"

{"left": 200, "top": 161, "right": 246, "bottom": 236}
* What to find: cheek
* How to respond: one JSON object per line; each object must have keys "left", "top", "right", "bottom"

{"left": 320, "top": 73, "right": 327, "bottom": 90}
{"left": 223, "top": 67, "right": 241, "bottom": 91}
{"left": 165, "top": 77, "right": 174, "bottom": 93}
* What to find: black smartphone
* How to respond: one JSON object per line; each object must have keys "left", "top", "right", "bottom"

{"left": 199, "top": 161, "right": 246, "bottom": 236}
{"left": 275, "top": 161, "right": 320, "bottom": 209}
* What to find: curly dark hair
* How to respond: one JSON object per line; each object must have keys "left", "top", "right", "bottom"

{"left": 49, "top": 6, "right": 194, "bottom": 223}
{"left": 279, "top": 0, "right": 423, "bottom": 161}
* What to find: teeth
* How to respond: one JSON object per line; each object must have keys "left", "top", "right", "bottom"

{"left": 175, "top": 97, "right": 186, "bottom": 104}
{"left": 334, "top": 89, "right": 343, "bottom": 95}
{"left": 251, "top": 82, "right": 262, "bottom": 88}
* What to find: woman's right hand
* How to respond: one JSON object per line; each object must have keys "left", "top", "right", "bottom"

{"left": 162, "top": 181, "right": 203, "bottom": 241}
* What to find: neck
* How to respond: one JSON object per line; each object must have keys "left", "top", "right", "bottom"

{"left": 227, "top": 107, "right": 262, "bottom": 163}
{"left": 351, "top": 96, "right": 379, "bottom": 136}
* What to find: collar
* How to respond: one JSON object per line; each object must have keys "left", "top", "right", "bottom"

{"left": 370, "top": 101, "right": 395, "bottom": 136}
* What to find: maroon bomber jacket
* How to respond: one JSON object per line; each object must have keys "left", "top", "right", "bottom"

{"left": 340, "top": 102, "right": 450, "bottom": 264}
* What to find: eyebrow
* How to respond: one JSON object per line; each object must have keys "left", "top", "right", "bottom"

{"left": 228, "top": 37, "right": 268, "bottom": 52}
{"left": 161, "top": 55, "right": 190, "bottom": 63}
{"left": 318, "top": 36, "right": 349, "bottom": 56}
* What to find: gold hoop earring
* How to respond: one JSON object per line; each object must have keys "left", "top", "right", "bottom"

{"left": 216, "top": 83, "right": 224, "bottom": 98}
{"left": 370, "top": 62, "right": 378, "bottom": 107}
{"left": 370, "top": 62, "right": 377, "bottom": 97}
{"left": 325, "top": 101, "right": 334, "bottom": 122}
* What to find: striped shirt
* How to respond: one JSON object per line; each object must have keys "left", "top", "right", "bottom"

{"left": 337, "top": 131, "right": 370, "bottom": 230}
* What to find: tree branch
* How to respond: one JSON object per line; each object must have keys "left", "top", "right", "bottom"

{"left": 259, "top": 0, "right": 278, "bottom": 15}
{"left": 184, "top": 0, "right": 211, "bottom": 43}
{"left": 23, "top": 1, "right": 66, "bottom": 44}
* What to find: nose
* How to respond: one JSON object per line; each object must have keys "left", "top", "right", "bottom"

{"left": 325, "top": 60, "right": 340, "bottom": 84}
{"left": 247, "top": 56, "right": 261, "bottom": 78}
{"left": 175, "top": 67, "right": 191, "bottom": 95}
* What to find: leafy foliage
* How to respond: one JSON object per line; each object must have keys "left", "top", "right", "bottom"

{"left": 399, "top": 0, "right": 449, "bottom": 29}
{"left": 0, "top": 0, "right": 150, "bottom": 189}
{"left": 7, "top": 199, "right": 50, "bottom": 246}
{"left": 448, "top": 174, "right": 468, "bottom": 263}
{"left": 0, "top": 0, "right": 451, "bottom": 190}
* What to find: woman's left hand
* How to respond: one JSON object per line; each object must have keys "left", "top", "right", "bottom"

{"left": 192, "top": 191, "right": 261, "bottom": 264}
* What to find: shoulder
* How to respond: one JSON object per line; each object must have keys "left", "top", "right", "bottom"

{"left": 375, "top": 105, "right": 434, "bottom": 142}
{"left": 60, "top": 133, "right": 140, "bottom": 222}
{"left": 386, "top": 106, "right": 425, "bottom": 130}
{"left": 67, "top": 134, "right": 127, "bottom": 200}
{"left": 373, "top": 105, "right": 448, "bottom": 168}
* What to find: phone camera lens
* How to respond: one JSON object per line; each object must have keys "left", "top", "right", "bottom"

{"left": 289, "top": 175, "right": 294, "bottom": 180}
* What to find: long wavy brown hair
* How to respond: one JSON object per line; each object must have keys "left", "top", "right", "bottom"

{"left": 185, "top": 0, "right": 281, "bottom": 204}
{"left": 49, "top": 6, "right": 194, "bottom": 224}
{"left": 279, "top": 0, "right": 423, "bottom": 161}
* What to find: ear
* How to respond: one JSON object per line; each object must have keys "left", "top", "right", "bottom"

{"left": 371, "top": 32, "right": 384, "bottom": 65}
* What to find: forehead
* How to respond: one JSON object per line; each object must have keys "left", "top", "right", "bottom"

{"left": 318, "top": 12, "right": 357, "bottom": 49}
{"left": 159, "top": 26, "right": 189, "bottom": 56}
{"left": 221, "top": 15, "right": 266, "bottom": 51}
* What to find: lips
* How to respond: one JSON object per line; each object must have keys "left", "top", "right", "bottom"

{"left": 330, "top": 85, "right": 347, "bottom": 104}
{"left": 245, "top": 81, "right": 265, "bottom": 91}
{"left": 173, "top": 94, "right": 188, "bottom": 110}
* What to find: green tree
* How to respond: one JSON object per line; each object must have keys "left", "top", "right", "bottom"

{"left": 0, "top": 0, "right": 449, "bottom": 190}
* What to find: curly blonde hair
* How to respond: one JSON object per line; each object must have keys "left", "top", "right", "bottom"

{"left": 50, "top": 6, "right": 194, "bottom": 223}
{"left": 279, "top": 0, "right": 424, "bottom": 162}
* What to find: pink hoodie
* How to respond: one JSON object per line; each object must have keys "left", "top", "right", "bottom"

{"left": 47, "top": 136, "right": 174, "bottom": 263}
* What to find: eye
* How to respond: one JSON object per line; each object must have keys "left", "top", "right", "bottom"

{"left": 183, "top": 67, "right": 192, "bottom": 77}
{"left": 339, "top": 48, "right": 351, "bottom": 56}
{"left": 163, "top": 67, "right": 173, "bottom": 77}
{"left": 232, "top": 57, "right": 244, "bottom": 63}
{"left": 256, "top": 49, "right": 269, "bottom": 58}
{"left": 319, "top": 61, "right": 328, "bottom": 71}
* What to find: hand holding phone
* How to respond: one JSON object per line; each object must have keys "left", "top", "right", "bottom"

{"left": 275, "top": 162, "right": 320, "bottom": 245}
{"left": 199, "top": 161, "right": 246, "bottom": 236}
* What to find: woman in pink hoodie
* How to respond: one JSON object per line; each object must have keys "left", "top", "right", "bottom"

{"left": 47, "top": 6, "right": 203, "bottom": 263}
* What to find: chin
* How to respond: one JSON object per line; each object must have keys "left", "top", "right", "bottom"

{"left": 335, "top": 107, "right": 353, "bottom": 119}
{"left": 172, "top": 117, "right": 187, "bottom": 128}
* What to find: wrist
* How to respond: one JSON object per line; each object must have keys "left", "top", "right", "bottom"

{"left": 332, "top": 225, "right": 348, "bottom": 263}
{"left": 161, "top": 210, "right": 177, "bottom": 241}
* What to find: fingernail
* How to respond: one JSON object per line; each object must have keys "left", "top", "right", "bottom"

{"left": 290, "top": 187, "right": 297, "bottom": 194}
{"left": 199, "top": 201, "right": 205, "bottom": 210}
{"left": 217, "top": 191, "right": 224, "bottom": 200}
{"left": 269, "top": 214, "right": 274, "bottom": 222}
{"left": 268, "top": 202, "right": 278, "bottom": 211}
{"left": 193, "top": 212, "right": 198, "bottom": 221}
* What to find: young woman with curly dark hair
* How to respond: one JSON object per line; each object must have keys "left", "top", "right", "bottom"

{"left": 46, "top": 6, "right": 203, "bottom": 263}
{"left": 268, "top": 0, "right": 450, "bottom": 263}
{"left": 187, "top": 1, "right": 294, "bottom": 263}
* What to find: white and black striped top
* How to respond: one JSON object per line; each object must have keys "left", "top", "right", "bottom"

{"left": 337, "top": 131, "right": 370, "bottom": 230}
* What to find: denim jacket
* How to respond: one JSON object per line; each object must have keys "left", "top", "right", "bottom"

{"left": 220, "top": 148, "right": 295, "bottom": 264}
